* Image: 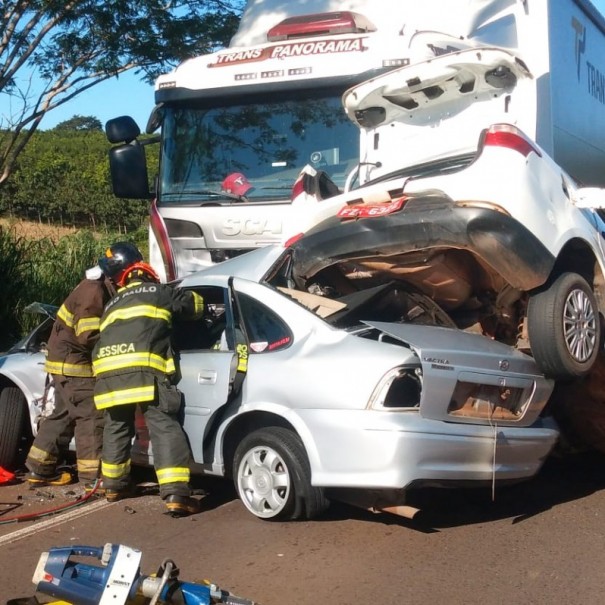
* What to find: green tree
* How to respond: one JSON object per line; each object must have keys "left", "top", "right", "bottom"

{"left": 0, "top": 0, "right": 243, "bottom": 184}
{"left": 54, "top": 115, "right": 103, "bottom": 131}
{"left": 0, "top": 127, "right": 153, "bottom": 231}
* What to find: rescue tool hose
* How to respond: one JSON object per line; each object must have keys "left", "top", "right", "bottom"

{"left": 0, "top": 478, "right": 102, "bottom": 525}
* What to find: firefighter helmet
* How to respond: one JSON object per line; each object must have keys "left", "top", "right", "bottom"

{"left": 120, "top": 261, "right": 160, "bottom": 286}
{"left": 98, "top": 242, "right": 143, "bottom": 283}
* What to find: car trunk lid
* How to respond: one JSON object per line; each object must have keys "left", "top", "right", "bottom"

{"left": 363, "top": 321, "right": 553, "bottom": 426}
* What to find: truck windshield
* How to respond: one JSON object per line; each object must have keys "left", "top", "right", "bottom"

{"left": 159, "top": 95, "right": 359, "bottom": 204}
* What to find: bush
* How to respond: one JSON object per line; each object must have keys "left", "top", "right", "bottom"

{"left": 0, "top": 226, "right": 35, "bottom": 347}
{"left": 0, "top": 225, "right": 149, "bottom": 351}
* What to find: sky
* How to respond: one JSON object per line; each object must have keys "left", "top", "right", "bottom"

{"left": 3, "top": 0, "right": 605, "bottom": 132}
{"left": 36, "top": 70, "right": 156, "bottom": 132}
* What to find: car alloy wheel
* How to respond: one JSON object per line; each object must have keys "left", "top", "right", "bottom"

{"left": 233, "top": 427, "right": 328, "bottom": 520}
{"left": 528, "top": 272, "right": 601, "bottom": 379}
{"left": 237, "top": 443, "right": 291, "bottom": 519}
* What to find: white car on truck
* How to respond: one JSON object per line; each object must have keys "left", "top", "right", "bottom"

{"left": 281, "top": 42, "right": 605, "bottom": 381}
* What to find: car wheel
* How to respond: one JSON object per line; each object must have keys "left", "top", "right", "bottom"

{"left": 0, "top": 387, "right": 28, "bottom": 471}
{"left": 527, "top": 272, "right": 601, "bottom": 379}
{"left": 233, "top": 427, "right": 328, "bottom": 521}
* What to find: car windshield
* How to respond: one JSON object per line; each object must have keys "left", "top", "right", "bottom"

{"left": 159, "top": 94, "right": 359, "bottom": 204}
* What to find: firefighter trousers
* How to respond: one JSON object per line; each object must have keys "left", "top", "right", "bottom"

{"left": 26, "top": 375, "right": 103, "bottom": 480}
{"left": 101, "top": 380, "right": 192, "bottom": 499}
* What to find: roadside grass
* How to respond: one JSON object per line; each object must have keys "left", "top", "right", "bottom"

{"left": 0, "top": 221, "right": 148, "bottom": 351}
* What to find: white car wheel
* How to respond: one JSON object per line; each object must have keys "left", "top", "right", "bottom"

{"left": 233, "top": 427, "right": 328, "bottom": 521}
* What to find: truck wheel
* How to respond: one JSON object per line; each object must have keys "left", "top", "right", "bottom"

{"left": 233, "top": 427, "right": 328, "bottom": 521}
{"left": 0, "top": 387, "right": 28, "bottom": 471}
{"left": 527, "top": 272, "right": 601, "bottom": 379}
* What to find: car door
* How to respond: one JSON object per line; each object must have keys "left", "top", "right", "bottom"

{"left": 172, "top": 284, "right": 239, "bottom": 463}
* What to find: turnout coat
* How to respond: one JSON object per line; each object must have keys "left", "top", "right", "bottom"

{"left": 92, "top": 279, "right": 204, "bottom": 409}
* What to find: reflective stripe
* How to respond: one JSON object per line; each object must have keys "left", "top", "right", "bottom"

{"left": 27, "top": 445, "right": 57, "bottom": 464}
{"left": 45, "top": 360, "right": 94, "bottom": 377}
{"left": 100, "top": 304, "right": 171, "bottom": 331}
{"left": 75, "top": 316, "right": 101, "bottom": 336}
{"left": 57, "top": 304, "right": 75, "bottom": 328}
{"left": 156, "top": 467, "right": 190, "bottom": 485}
{"left": 93, "top": 352, "right": 175, "bottom": 375}
{"left": 191, "top": 292, "right": 205, "bottom": 316}
{"left": 94, "top": 385, "right": 156, "bottom": 409}
{"left": 77, "top": 458, "right": 101, "bottom": 473}
{"left": 102, "top": 459, "right": 131, "bottom": 479}
{"left": 236, "top": 343, "right": 248, "bottom": 373}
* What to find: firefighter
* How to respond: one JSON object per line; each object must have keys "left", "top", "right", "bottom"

{"left": 25, "top": 244, "right": 142, "bottom": 488}
{"left": 92, "top": 247, "right": 205, "bottom": 517}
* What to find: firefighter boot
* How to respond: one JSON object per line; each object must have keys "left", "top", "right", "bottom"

{"left": 164, "top": 494, "right": 201, "bottom": 517}
{"left": 27, "top": 469, "right": 75, "bottom": 487}
{"left": 105, "top": 482, "right": 136, "bottom": 503}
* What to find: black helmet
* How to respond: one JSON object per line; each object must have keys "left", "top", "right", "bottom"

{"left": 98, "top": 242, "right": 143, "bottom": 282}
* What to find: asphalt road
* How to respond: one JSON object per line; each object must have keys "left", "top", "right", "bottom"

{"left": 2, "top": 452, "right": 605, "bottom": 605}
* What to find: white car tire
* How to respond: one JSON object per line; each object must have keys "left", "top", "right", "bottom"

{"left": 527, "top": 272, "right": 601, "bottom": 379}
{"left": 233, "top": 427, "right": 328, "bottom": 521}
{"left": 0, "top": 387, "right": 28, "bottom": 471}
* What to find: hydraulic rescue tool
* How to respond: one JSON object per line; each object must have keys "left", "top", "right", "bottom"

{"left": 8, "top": 543, "right": 257, "bottom": 605}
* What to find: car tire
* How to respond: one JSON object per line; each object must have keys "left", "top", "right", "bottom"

{"left": 233, "top": 427, "right": 328, "bottom": 521}
{"left": 527, "top": 272, "right": 601, "bottom": 379}
{"left": 0, "top": 387, "right": 28, "bottom": 471}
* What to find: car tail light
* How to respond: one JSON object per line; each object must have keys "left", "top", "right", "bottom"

{"left": 447, "top": 381, "right": 530, "bottom": 421}
{"left": 284, "top": 233, "right": 304, "bottom": 247}
{"left": 267, "top": 11, "right": 376, "bottom": 42}
{"left": 368, "top": 367, "right": 422, "bottom": 410}
{"left": 337, "top": 197, "right": 406, "bottom": 219}
{"left": 149, "top": 199, "right": 177, "bottom": 281}
{"left": 482, "top": 124, "right": 542, "bottom": 158}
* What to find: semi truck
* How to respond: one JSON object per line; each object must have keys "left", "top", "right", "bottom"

{"left": 106, "top": 0, "right": 605, "bottom": 282}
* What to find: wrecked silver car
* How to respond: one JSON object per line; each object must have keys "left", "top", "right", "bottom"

{"left": 0, "top": 252, "right": 558, "bottom": 521}
{"left": 159, "top": 244, "right": 558, "bottom": 520}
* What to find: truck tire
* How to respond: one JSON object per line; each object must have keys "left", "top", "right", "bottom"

{"left": 527, "top": 272, "right": 601, "bottom": 379}
{"left": 0, "top": 387, "right": 28, "bottom": 471}
{"left": 233, "top": 427, "right": 328, "bottom": 521}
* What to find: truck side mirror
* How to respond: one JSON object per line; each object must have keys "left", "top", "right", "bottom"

{"left": 105, "top": 116, "right": 141, "bottom": 144}
{"left": 108, "top": 142, "right": 152, "bottom": 199}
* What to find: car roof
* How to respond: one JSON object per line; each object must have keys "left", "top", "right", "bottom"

{"left": 178, "top": 244, "right": 286, "bottom": 288}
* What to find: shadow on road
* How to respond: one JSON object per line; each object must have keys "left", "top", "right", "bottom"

{"left": 5, "top": 449, "right": 603, "bottom": 531}
{"left": 321, "top": 451, "right": 605, "bottom": 532}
